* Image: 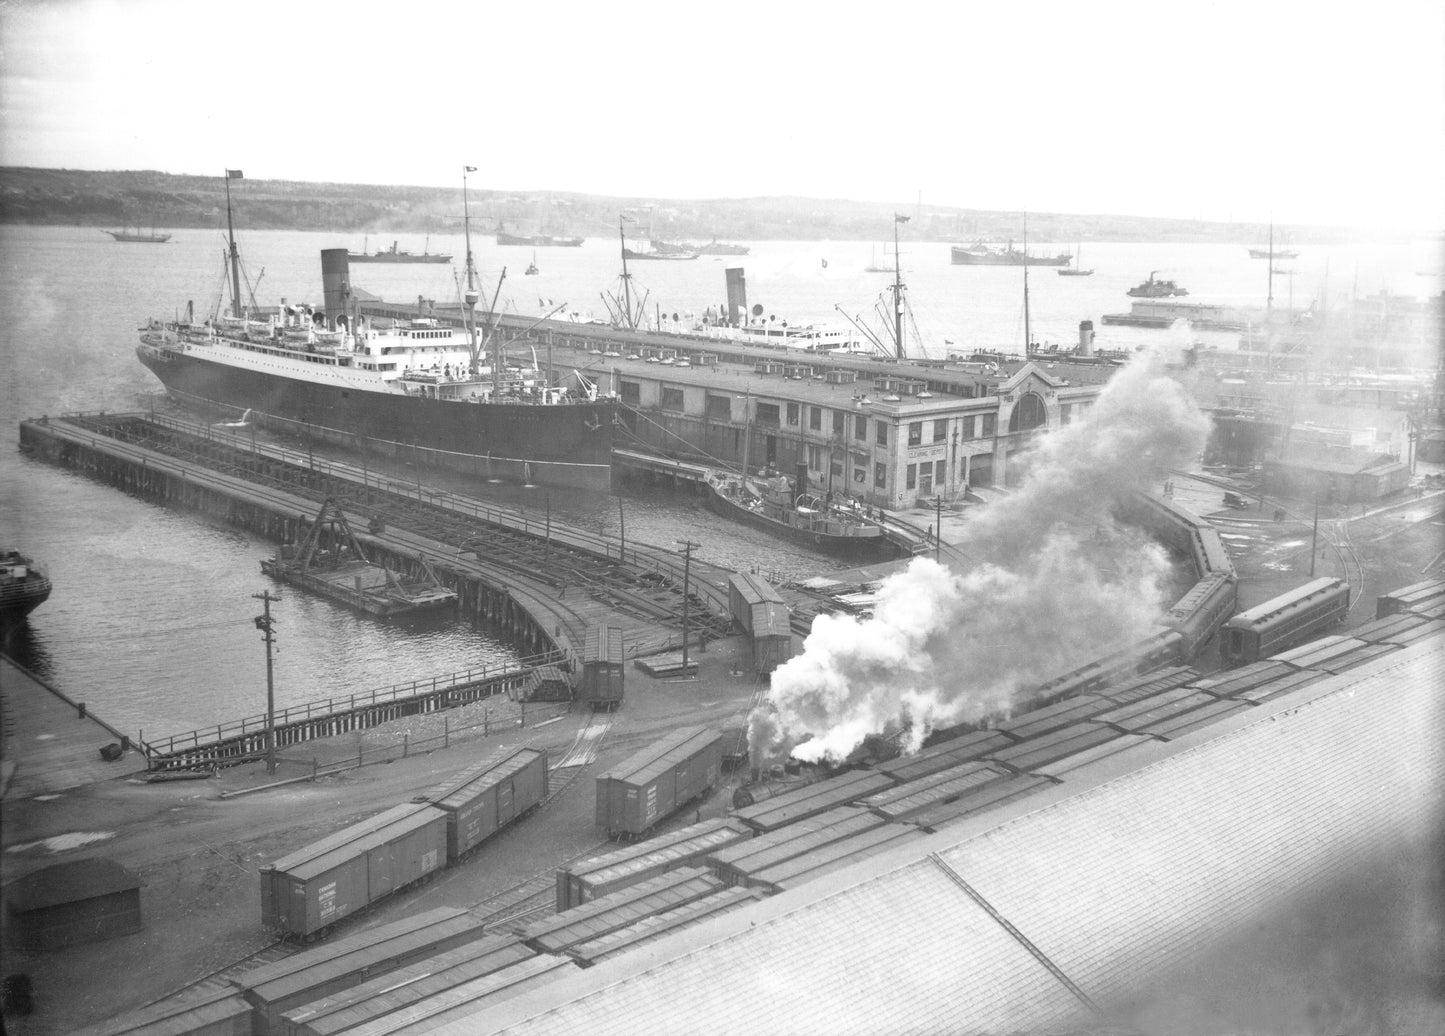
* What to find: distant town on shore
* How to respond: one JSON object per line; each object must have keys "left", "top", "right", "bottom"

{"left": 0, "top": 166, "right": 1427, "bottom": 244}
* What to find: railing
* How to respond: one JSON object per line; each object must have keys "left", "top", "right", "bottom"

{"left": 142, "top": 649, "right": 564, "bottom": 759}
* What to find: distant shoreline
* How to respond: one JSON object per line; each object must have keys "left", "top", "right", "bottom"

{"left": 0, "top": 167, "right": 1434, "bottom": 243}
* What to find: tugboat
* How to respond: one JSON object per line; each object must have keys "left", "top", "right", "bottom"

{"left": 1127, "top": 271, "right": 1188, "bottom": 297}
{"left": 703, "top": 467, "right": 890, "bottom": 557}
{"left": 0, "top": 550, "right": 52, "bottom": 625}
{"left": 524, "top": 252, "right": 540, "bottom": 276}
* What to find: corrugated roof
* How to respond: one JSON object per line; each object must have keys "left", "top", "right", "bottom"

{"left": 459, "top": 634, "right": 1444, "bottom": 1036}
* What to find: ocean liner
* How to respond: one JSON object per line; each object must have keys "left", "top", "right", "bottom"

{"left": 136, "top": 170, "right": 616, "bottom": 491}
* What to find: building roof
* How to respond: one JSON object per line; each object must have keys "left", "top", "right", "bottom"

{"left": 454, "top": 634, "right": 1443, "bottom": 1036}
{"left": 1268, "top": 441, "right": 1407, "bottom": 476}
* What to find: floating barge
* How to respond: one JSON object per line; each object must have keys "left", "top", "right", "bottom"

{"left": 261, "top": 498, "right": 457, "bottom": 618}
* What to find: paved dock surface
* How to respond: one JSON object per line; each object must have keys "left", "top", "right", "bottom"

{"left": 0, "top": 656, "right": 148, "bottom": 800}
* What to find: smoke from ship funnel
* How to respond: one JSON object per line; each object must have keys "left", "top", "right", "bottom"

{"left": 320, "top": 249, "right": 350, "bottom": 332}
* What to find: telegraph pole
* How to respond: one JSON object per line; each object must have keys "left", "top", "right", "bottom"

{"left": 679, "top": 540, "right": 697, "bottom": 673}
{"left": 253, "top": 590, "right": 280, "bottom": 774}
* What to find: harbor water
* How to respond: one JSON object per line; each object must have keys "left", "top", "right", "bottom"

{"left": 1, "top": 224, "right": 1436, "bottom": 741}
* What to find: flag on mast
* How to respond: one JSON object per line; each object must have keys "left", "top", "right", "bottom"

{"left": 464, "top": 165, "right": 477, "bottom": 172}
{"left": 226, "top": 169, "right": 243, "bottom": 179}
{"left": 894, "top": 213, "right": 909, "bottom": 223}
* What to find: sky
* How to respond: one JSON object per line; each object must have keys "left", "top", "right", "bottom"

{"left": 1, "top": 0, "right": 1442, "bottom": 230}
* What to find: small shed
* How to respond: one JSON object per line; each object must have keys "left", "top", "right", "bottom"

{"left": 577, "top": 625, "right": 625, "bottom": 709}
{"left": 4, "top": 858, "right": 142, "bottom": 950}
{"left": 521, "top": 664, "right": 573, "bottom": 702}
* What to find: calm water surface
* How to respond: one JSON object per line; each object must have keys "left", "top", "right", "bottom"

{"left": 1, "top": 224, "right": 1435, "bottom": 738}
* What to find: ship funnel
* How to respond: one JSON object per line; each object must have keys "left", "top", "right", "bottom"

{"left": 1078, "top": 319, "right": 1095, "bottom": 356}
{"left": 321, "top": 249, "right": 351, "bottom": 332}
{"left": 725, "top": 267, "right": 747, "bottom": 326}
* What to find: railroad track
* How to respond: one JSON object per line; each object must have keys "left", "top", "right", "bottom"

{"left": 67, "top": 414, "right": 731, "bottom": 636}
{"left": 1330, "top": 518, "right": 1368, "bottom": 614}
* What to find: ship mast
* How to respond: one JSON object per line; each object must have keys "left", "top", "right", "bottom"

{"left": 618, "top": 214, "right": 636, "bottom": 330}
{"left": 462, "top": 166, "right": 482, "bottom": 375}
{"left": 891, "top": 213, "right": 907, "bottom": 360}
{"left": 1022, "top": 212, "right": 1032, "bottom": 354}
{"left": 224, "top": 169, "right": 243, "bottom": 318}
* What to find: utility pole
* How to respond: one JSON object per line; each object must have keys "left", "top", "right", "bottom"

{"left": 935, "top": 495, "right": 943, "bottom": 563}
{"left": 252, "top": 590, "right": 280, "bottom": 774}
{"left": 1310, "top": 497, "right": 1319, "bottom": 578}
{"left": 679, "top": 540, "right": 697, "bottom": 674}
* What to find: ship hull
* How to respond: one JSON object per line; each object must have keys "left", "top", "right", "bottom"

{"left": 701, "top": 479, "right": 892, "bottom": 558}
{"left": 951, "top": 247, "right": 1071, "bottom": 266}
{"left": 497, "top": 233, "right": 584, "bottom": 247}
{"left": 348, "top": 254, "right": 452, "bottom": 264}
{"left": 136, "top": 344, "right": 615, "bottom": 491}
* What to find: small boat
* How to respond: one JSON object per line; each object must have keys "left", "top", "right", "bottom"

{"left": 703, "top": 468, "right": 889, "bottom": 556}
{"left": 525, "top": 252, "right": 539, "bottom": 276}
{"left": 348, "top": 238, "right": 452, "bottom": 264}
{"left": 0, "top": 550, "right": 52, "bottom": 624}
{"left": 104, "top": 225, "right": 171, "bottom": 244}
{"left": 1057, "top": 243, "right": 1093, "bottom": 276}
{"left": 1127, "top": 271, "right": 1188, "bottom": 297}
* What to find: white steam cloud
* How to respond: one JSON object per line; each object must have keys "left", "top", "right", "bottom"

{"left": 751, "top": 345, "right": 1211, "bottom": 764}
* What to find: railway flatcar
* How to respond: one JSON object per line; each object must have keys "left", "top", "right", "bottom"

{"left": 1220, "top": 577, "right": 1351, "bottom": 667}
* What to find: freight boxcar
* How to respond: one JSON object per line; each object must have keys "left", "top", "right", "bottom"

{"left": 594, "top": 727, "right": 723, "bottom": 837}
{"left": 576, "top": 625, "right": 625, "bottom": 709}
{"left": 260, "top": 805, "right": 449, "bottom": 941}
{"left": 415, "top": 747, "right": 548, "bottom": 860}
{"left": 1220, "top": 577, "right": 1350, "bottom": 666}
{"left": 751, "top": 600, "right": 794, "bottom": 674}
{"left": 522, "top": 868, "right": 725, "bottom": 955}
{"left": 728, "top": 572, "right": 783, "bottom": 635}
{"left": 565, "top": 887, "right": 764, "bottom": 967}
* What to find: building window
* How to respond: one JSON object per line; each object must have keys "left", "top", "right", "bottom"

{"left": 853, "top": 466, "right": 866, "bottom": 483}
{"left": 1008, "top": 391, "right": 1047, "bottom": 432}
{"left": 786, "top": 402, "right": 800, "bottom": 426}
{"left": 982, "top": 414, "right": 997, "bottom": 437}
{"left": 619, "top": 381, "right": 641, "bottom": 405}
{"left": 963, "top": 415, "right": 976, "bottom": 439}
{"left": 919, "top": 465, "right": 933, "bottom": 496}
{"left": 906, "top": 463, "right": 917, "bottom": 490}
{"left": 1060, "top": 403, "right": 1072, "bottom": 424}
{"left": 808, "top": 444, "right": 823, "bottom": 470}
{"left": 756, "top": 402, "right": 781, "bottom": 427}
{"left": 832, "top": 410, "right": 845, "bottom": 437}
{"left": 874, "top": 462, "right": 887, "bottom": 488}
{"left": 876, "top": 422, "right": 888, "bottom": 446}
{"left": 854, "top": 414, "right": 867, "bottom": 440}
{"left": 934, "top": 418, "right": 948, "bottom": 443}
{"left": 908, "top": 422, "right": 922, "bottom": 446}
{"left": 706, "top": 394, "right": 731, "bottom": 420}
{"left": 809, "top": 406, "right": 823, "bottom": 432}
{"left": 935, "top": 459, "right": 946, "bottom": 485}
{"left": 661, "top": 386, "right": 685, "bottom": 412}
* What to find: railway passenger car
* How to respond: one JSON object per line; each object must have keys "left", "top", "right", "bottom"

{"left": 1160, "top": 571, "right": 1237, "bottom": 659}
{"left": 1220, "top": 577, "right": 1351, "bottom": 667}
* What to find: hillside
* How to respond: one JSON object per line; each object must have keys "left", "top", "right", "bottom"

{"left": 0, "top": 166, "right": 1402, "bottom": 244}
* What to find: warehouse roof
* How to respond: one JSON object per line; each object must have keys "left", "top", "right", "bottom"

{"left": 451, "top": 633, "right": 1443, "bottom": 1036}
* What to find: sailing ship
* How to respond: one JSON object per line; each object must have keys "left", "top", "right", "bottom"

{"left": 347, "top": 238, "right": 452, "bottom": 264}
{"left": 950, "top": 240, "right": 1071, "bottom": 266}
{"left": 1057, "top": 243, "right": 1094, "bottom": 276}
{"left": 104, "top": 225, "right": 171, "bottom": 243}
{"left": 1248, "top": 222, "right": 1298, "bottom": 260}
{"left": 864, "top": 245, "right": 893, "bottom": 273}
{"left": 1127, "top": 271, "right": 1189, "bottom": 297}
{"left": 135, "top": 169, "right": 616, "bottom": 491}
